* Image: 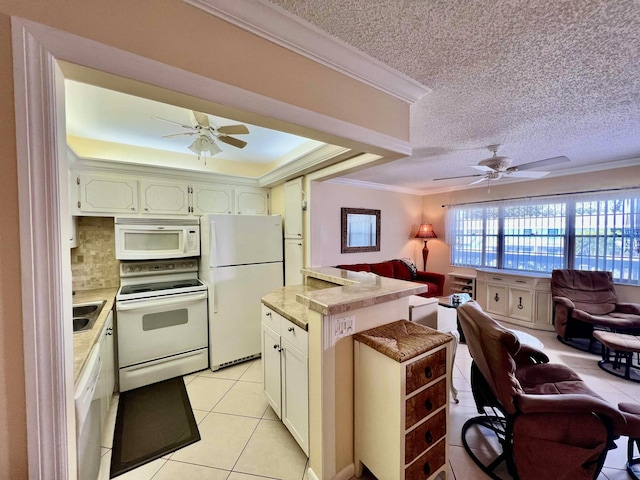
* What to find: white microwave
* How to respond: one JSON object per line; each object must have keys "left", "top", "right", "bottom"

{"left": 115, "top": 217, "right": 200, "bottom": 260}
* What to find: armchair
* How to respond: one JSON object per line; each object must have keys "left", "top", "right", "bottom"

{"left": 551, "top": 269, "right": 640, "bottom": 351}
{"left": 457, "top": 300, "right": 627, "bottom": 480}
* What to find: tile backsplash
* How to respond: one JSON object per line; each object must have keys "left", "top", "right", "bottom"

{"left": 71, "top": 217, "right": 120, "bottom": 290}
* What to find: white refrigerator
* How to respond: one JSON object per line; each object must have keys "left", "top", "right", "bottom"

{"left": 200, "top": 214, "right": 284, "bottom": 371}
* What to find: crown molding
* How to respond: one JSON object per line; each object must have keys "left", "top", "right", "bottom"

{"left": 67, "top": 146, "right": 261, "bottom": 187}
{"left": 183, "top": 0, "right": 430, "bottom": 103}
{"left": 327, "top": 177, "right": 425, "bottom": 196}
{"left": 259, "top": 144, "right": 352, "bottom": 187}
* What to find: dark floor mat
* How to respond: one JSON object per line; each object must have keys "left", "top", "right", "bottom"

{"left": 110, "top": 377, "right": 200, "bottom": 478}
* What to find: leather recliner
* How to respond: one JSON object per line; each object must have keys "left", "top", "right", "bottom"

{"left": 457, "top": 300, "right": 630, "bottom": 480}
{"left": 551, "top": 269, "right": 640, "bottom": 351}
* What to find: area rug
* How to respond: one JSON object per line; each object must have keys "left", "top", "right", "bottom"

{"left": 110, "top": 377, "right": 200, "bottom": 478}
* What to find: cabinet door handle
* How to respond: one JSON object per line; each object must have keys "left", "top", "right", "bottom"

{"left": 424, "top": 399, "right": 433, "bottom": 411}
{"left": 494, "top": 293, "right": 500, "bottom": 302}
{"left": 425, "top": 430, "right": 433, "bottom": 444}
{"left": 422, "top": 462, "right": 431, "bottom": 475}
{"left": 424, "top": 366, "right": 433, "bottom": 379}
{"left": 288, "top": 326, "right": 294, "bottom": 332}
{"left": 273, "top": 344, "right": 282, "bottom": 352}
{"left": 266, "top": 312, "right": 271, "bottom": 317}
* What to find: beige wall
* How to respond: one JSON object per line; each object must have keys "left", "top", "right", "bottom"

{"left": 422, "top": 165, "right": 640, "bottom": 300}
{"left": 311, "top": 181, "right": 424, "bottom": 267}
{"left": 0, "top": 2, "right": 410, "bottom": 476}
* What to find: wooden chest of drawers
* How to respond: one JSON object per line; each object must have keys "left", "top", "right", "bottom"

{"left": 354, "top": 320, "right": 452, "bottom": 480}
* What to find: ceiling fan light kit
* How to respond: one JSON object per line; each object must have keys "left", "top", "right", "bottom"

{"left": 155, "top": 110, "right": 249, "bottom": 162}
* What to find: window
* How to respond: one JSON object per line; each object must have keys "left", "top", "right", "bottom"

{"left": 447, "top": 189, "right": 640, "bottom": 284}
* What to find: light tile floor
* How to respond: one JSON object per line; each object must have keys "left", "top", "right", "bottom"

{"left": 99, "top": 325, "right": 639, "bottom": 480}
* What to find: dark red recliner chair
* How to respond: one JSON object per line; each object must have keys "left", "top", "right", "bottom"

{"left": 551, "top": 269, "right": 640, "bottom": 352}
{"left": 457, "top": 300, "right": 631, "bottom": 480}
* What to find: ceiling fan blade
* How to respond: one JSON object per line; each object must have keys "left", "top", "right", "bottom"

{"left": 218, "top": 135, "right": 247, "bottom": 149}
{"left": 471, "top": 165, "right": 496, "bottom": 173}
{"left": 469, "top": 177, "right": 489, "bottom": 185}
{"left": 153, "top": 116, "right": 192, "bottom": 130}
{"left": 433, "top": 173, "right": 485, "bottom": 181}
{"left": 512, "top": 156, "right": 570, "bottom": 171}
{"left": 190, "top": 110, "right": 210, "bottom": 128}
{"left": 162, "top": 132, "right": 196, "bottom": 138}
{"left": 506, "top": 170, "right": 550, "bottom": 178}
{"left": 217, "top": 124, "right": 249, "bottom": 135}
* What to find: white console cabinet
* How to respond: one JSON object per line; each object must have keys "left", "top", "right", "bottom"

{"left": 476, "top": 269, "right": 553, "bottom": 331}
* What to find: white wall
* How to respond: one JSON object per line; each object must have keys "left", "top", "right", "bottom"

{"left": 310, "top": 181, "right": 424, "bottom": 267}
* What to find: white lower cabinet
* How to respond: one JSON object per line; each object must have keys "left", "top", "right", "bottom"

{"left": 261, "top": 305, "right": 309, "bottom": 455}
{"left": 98, "top": 311, "right": 115, "bottom": 427}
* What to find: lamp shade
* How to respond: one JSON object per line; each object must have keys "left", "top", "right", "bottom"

{"left": 415, "top": 223, "right": 437, "bottom": 239}
{"left": 188, "top": 135, "right": 222, "bottom": 156}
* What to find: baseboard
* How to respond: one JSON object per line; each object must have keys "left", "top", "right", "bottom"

{"left": 335, "top": 464, "right": 355, "bottom": 480}
{"left": 306, "top": 463, "right": 354, "bottom": 480}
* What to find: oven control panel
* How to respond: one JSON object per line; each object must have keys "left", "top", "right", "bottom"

{"left": 120, "top": 259, "right": 198, "bottom": 277}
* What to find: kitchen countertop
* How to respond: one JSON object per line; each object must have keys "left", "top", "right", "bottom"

{"left": 298, "top": 267, "right": 428, "bottom": 315}
{"left": 262, "top": 284, "right": 332, "bottom": 330}
{"left": 73, "top": 287, "right": 118, "bottom": 382}
{"left": 261, "top": 267, "right": 428, "bottom": 328}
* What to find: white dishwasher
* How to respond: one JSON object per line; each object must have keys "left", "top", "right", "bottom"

{"left": 75, "top": 344, "right": 102, "bottom": 480}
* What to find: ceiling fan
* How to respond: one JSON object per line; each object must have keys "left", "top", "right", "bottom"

{"left": 434, "top": 145, "right": 570, "bottom": 185}
{"left": 154, "top": 111, "right": 249, "bottom": 161}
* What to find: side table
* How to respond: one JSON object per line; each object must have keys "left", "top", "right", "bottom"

{"left": 354, "top": 320, "right": 452, "bottom": 480}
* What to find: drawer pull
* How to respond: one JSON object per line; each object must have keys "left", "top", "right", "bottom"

{"left": 288, "top": 326, "right": 295, "bottom": 332}
{"left": 516, "top": 280, "right": 526, "bottom": 283}
{"left": 423, "top": 462, "right": 431, "bottom": 475}
{"left": 491, "top": 277, "right": 502, "bottom": 281}
{"left": 425, "top": 399, "right": 433, "bottom": 411}
{"left": 266, "top": 312, "right": 272, "bottom": 317}
{"left": 424, "top": 366, "right": 433, "bottom": 379}
{"left": 425, "top": 430, "right": 433, "bottom": 444}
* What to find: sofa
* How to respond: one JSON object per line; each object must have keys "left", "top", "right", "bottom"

{"left": 336, "top": 259, "right": 445, "bottom": 297}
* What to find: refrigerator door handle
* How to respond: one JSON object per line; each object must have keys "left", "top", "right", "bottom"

{"left": 210, "top": 268, "right": 218, "bottom": 313}
{"left": 210, "top": 219, "right": 218, "bottom": 267}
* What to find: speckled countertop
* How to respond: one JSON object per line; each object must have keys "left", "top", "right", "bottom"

{"left": 73, "top": 287, "right": 118, "bottom": 383}
{"left": 261, "top": 267, "right": 427, "bottom": 329}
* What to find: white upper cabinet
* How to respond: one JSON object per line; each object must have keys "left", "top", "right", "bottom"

{"left": 284, "top": 177, "right": 303, "bottom": 239}
{"left": 76, "top": 173, "right": 138, "bottom": 214}
{"left": 192, "top": 183, "right": 234, "bottom": 215}
{"left": 234, "top": 187, "right": 270, "bottom": 215}
{"left": 70, "top": 164, "right": 270, "bottom": 217}
{"left": 140, "top": 180, "right": 191, "bottom": 215}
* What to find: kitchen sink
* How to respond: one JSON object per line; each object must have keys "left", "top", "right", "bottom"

{"left": 72, "top": 301, "right": 106, "bottom": 333}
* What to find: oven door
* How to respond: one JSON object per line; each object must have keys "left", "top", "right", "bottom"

{"left": 116, "top": 291, "right": 208, "bottom": 367}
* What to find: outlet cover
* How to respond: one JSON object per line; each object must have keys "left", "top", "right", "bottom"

{"left": 333, "top": 315, "right": 355, "bottom": 342}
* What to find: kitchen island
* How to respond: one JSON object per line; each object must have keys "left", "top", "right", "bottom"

{"left": 262, "top": 267, "right": 429, "bottom": 480}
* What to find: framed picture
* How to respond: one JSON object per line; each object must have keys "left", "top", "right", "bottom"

{"left": 341, "top": 207, "right": 381, "bottom": 253}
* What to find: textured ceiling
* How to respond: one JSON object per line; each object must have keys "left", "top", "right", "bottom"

{"left": 269, "top": 0, "right": 640, "bottom": 192}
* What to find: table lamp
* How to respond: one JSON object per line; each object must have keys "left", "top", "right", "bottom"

{"left": 415, "top": 223, "right": 437, "bottom": 270}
